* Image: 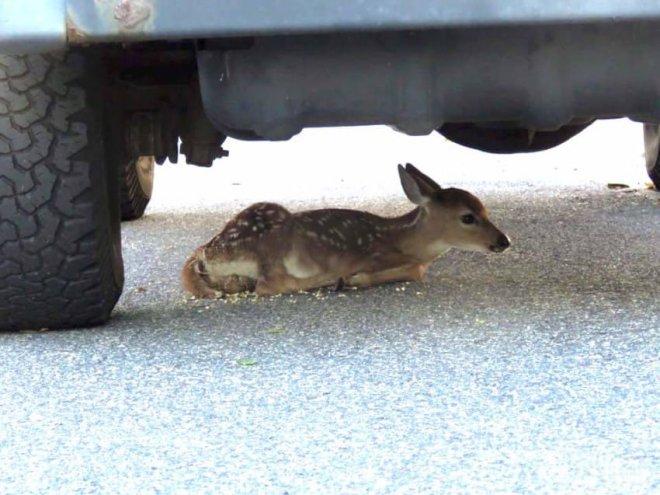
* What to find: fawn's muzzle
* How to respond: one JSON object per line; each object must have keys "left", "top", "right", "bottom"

{"left": 490, "top": 234, "right": 511, "bottom": 253}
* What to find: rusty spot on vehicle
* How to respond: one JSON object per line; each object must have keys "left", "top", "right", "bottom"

{"left": 66, "top": 15, "right": 89, "bottom": 43}
{"left": 113, "top": 0, "right": 152, "bottom": 30}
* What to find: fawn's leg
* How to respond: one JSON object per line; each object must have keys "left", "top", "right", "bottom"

{"left": 220, "top": 275, "right": 257, "bottom": 294}
{"left": 255, "top": 273, "right": 340, "bottom": 296}
{"left": 346, "top": 264, "right": 428, "bottom": 288}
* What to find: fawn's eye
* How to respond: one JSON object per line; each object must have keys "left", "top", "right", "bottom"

{"left": 461, "top": 214, "right": 476, "bottom": 225}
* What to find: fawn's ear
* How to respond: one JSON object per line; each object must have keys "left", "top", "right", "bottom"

{"left": 398, "top": 164, "right": 434, "bottom": 205}
{"left": 404, "top": 163, "right": 442, "bottom": 192}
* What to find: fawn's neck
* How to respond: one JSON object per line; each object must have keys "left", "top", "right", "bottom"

{"left": 386, "top": 207, "right": 425, "bottom": 231}
{"left": 386, "top": 207, "right": 449, "bottom": 260}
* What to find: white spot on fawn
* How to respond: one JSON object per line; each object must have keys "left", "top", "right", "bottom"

{"left": 283, "top": 251, "right": 320, "bottom": 278}
{"left": 206, "top": 259, "right": 259, "bottom": 279}
{"left": 331, "top": 228, "right": 346, "bottom": 240}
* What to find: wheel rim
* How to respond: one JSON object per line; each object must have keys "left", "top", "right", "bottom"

{"left": 135, "top": 156, "right": 155, "bottom": 199}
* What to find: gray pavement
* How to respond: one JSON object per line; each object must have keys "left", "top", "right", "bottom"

{"left": 1, "top": 121, "right": 658, "bottom": 494}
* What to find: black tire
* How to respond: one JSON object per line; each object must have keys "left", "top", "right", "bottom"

{"left": 0, "top": 52, "right": 124, "bottom": 331}
{"left": 437, "top": 122, "right": 593, "bottom": 154}
{"left": 120, "top": 155, "right": 154, "bottom": 221}
{"left": 643, "top": 124, "right": 660, "bottom": 190}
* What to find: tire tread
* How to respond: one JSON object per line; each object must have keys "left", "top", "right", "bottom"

{"left": 0, "top": 53, "right": 123, "bottom": 330}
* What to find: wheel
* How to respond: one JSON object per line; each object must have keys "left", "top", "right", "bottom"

{"left": 437, "top": 122, "right": 593, "bottom": 154}
{"left": 120, "top": 155, "right": 154, "bottom": 221}
{"left": 643, "top": 124, "right": 660, "bottom": 190}
{"left": 0, "top": 52, "right": 124, "bottom": 331}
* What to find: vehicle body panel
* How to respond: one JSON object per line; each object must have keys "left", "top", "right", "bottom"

{"left": 2, "top": 0, "right": 660, "bottom": 52}
{"left": 0, "top": 0, "right": 65, "bottom": 54}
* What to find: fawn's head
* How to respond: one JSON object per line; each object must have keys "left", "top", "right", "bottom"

{"left": 398, "top": 163, "right": 510, "bottom": 253}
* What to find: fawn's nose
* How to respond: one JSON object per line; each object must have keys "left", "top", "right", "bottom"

{"left": 490, "top": 234, "right": 511, "bottom": 253}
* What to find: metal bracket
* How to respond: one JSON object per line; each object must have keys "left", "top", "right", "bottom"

{"left": 125, "top": 107, "right": 179, "bottom": 164}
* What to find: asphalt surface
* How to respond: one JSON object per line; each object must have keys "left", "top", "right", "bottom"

{"left": 1, "top": 121, "right": 658, "bottom": 494}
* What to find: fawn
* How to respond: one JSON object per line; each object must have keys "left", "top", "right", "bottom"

{"left": 182, "top": 163, "right": 510, "bottom": 298}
